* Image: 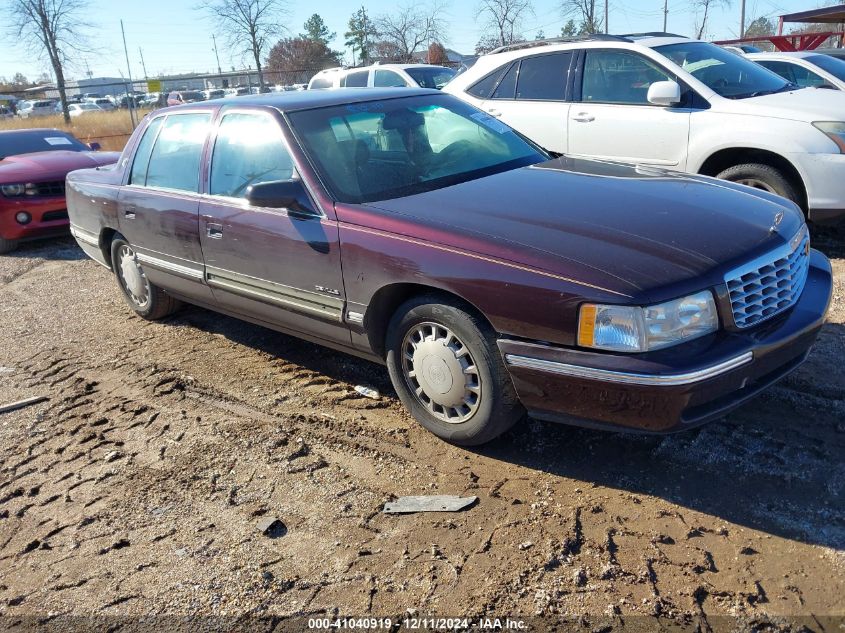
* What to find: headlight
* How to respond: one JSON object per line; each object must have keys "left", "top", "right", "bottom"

{"left": 578, "top": 290, "right": 718, "bottom": 353}
{"left": 812, "top": 121, "right": 845, "bottom": 152}
{"left": 1, "top": 184, "right": 25, "bottom": 197}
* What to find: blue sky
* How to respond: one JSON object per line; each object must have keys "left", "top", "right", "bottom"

{"left": 0, "top": 0, "right": 812, "bottom": 82}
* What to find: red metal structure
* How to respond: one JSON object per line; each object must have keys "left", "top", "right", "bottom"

{"left": 715, "top": 4, "right": 845, "bottom": 51}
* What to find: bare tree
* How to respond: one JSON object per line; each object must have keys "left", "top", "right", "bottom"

{"left": 694, "top": 0, "right": 730, "bottom": 39}
{"left": 8, "top": 0, "right": 90, "bottom": 124}
{"left": 559, "top": 0, "right": 600, "bottom": 35}
{"left": 204, "top": 0, "right": 288, "bottom": 90}
{"left": 476, "top": 0, "right": 534, "bottom": 48}
{"left": 375, "top": 2, "right": 447, "bottom": 63}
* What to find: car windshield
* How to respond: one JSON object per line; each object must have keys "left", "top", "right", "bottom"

{"left": 405, "top": 67, "right": 457, "bottom": 89}
{"left": 806, "top": 54, "right": 845, "bottom": 81}
{"left": 289, "top": 94, "right": 547, "bottom": 204}
{"left": 656, "top": 41, "right": 795, "bottom": 98}
{"left": 0, "top": 131, "right": 87, "bottom": 159}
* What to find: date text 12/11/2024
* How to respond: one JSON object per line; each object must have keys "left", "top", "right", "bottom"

{"left": 307, "top": 617, "right": 528, "bottom": 630}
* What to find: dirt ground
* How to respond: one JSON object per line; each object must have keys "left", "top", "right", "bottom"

{"left": 0, "top": 229, "right": 843, "bottom": 632}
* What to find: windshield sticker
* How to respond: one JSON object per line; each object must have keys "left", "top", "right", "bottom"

{"left": 44, "top": 136, "right": 73, "bottom": 146}
{"left": 470, "top": 112, "right": 510, "bottom": 134}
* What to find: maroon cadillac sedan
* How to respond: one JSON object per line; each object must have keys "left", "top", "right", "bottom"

{"left": 65, "top": 89, "right": 832, "bottom": 445}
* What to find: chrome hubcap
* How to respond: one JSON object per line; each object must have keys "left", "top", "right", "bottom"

{"left": 117, "top": 245, "right": 150, "bottom": 308}
{"left": 735, "top": 178, "right": 777, "bottom": 194}
{"left": 402, "top": 322, "right": 481, "bottom": 424}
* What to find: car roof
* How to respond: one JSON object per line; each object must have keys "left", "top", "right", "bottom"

{"left": 164, "top": 87, "right": 438, "bottom": 113}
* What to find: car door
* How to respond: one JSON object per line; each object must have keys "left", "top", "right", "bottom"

{"left": 117, "top": 111, "right": 215, "bottom": 302}
{"left": 199, "top": 109, "right": 349, "bottom": 345}
{"left": 479, "top": 52, "right": 574, "bottom": 154}
{"left": 568, "top": 49, "right": 691, "bottom": 168}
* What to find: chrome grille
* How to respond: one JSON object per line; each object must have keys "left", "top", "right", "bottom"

{"left": 725, "top": 226, "right": 810, "bottom": 329}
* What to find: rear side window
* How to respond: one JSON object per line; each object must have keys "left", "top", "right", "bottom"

{"left": 145, "top": 113, "right": 211, "bottom": 192}
{"left": 129, "top": 117, "right": 164, "bottom": 185}
{"left": 209, "top": 113, "right": 294, "bottom": 198}
{"left": 343, "top": 70, "right": 369, "bottom": 87}
{"left": 310, "top": 77, "right": 332, "bottom": 89}
{"left": 491, "top": 63, "right": 517, "bottom": 99}
{"left": 466, "top": 65, "right": 509, "bottom": 99}
{"left": 516, "top": 52, "right": 572, "bottom": 100}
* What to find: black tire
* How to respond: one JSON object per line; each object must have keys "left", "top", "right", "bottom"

{"left": 0, "top": 237, "right": 18, "bottom": 254}
{"left": 716, "top": 163, "right": 800, "bottom": 206}
{"left": 385, "top": 294, "right": 524, "bottom": 446}
{"left": 110, "top": 236, "right": 179, "bottom": 320}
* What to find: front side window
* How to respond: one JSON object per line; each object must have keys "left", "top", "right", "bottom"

{"left": 209, "top": 113, "right": 294, "bottom": 198}
{"left": 289, "top": 95, "right": 546, "bottom": 203}
{"left": 656, "top": 41, "right": 792, "bottom": 99}
{"left": 756, "top": 60, "right": 827, "bottom": 87}
{"left": 516, "top": 52, "right": 571, "bottom": 100}
{"left": 582, "top": 50, "right": 673, "bottom": 105}
{"left": 129, "top": 116, "right": 164, "bottom": 185}
{"left": 145, "top": 113, "right": 211, "bottom": 192}
{"left": 374, "top": 70, "right": 407, "bottom": 87}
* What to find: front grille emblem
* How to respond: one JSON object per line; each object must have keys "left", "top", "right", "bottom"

{"left": 769, "top": 210, "right": 784, "bottom": 234}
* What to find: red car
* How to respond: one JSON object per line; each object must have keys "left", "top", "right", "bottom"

{"left": 0, "top": 129, "right": 120, "bottom": 253}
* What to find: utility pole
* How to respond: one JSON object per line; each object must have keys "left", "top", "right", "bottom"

{"left": 605, "top": 0, "right": 609, "bottom": 33}
{"left": 139, "top": 47, "right": 148, "bottom": 79}
{"left": 120, "top": 19, "right": 136, "bottom": 128}
{"left": 740, "top": 0, "right": 746, "bottom": 37}
{"left": 212, "top": 34, "right": 223, "bottom": 75}
{"left": 663, "top": 0, "right": 669, "bottom": 32}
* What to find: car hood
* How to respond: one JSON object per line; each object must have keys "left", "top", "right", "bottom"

{"left": 360, "top": 157, "right": 803, "bottom": 300}
{"left": 719, "top": 86, "right": 845, "bottom": 122}
{"left": 0, "top": 150, "right": 120, "bottom": 183}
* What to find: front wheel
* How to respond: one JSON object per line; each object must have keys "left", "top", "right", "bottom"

{"left": 385, "top": 295, "right": 524, "bottom": 446}
{"left": 716, "top": 163, "right": 800, "bottom": 206}
{"left": 110, "top": 236, "right": 179, "bottom": 320}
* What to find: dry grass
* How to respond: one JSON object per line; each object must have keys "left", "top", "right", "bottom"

{"left": 0, "top": 109, "right": 152, "bottom": 151}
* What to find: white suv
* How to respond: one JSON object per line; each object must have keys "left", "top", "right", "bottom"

{"left": 445, "top": 34, "right": 845, "bottom": 223}
{"left": 308, "top": 64, "right": 456, "bottom": 91}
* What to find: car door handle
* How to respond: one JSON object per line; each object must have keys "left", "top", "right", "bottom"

{"left": 486, "top": 108, "right": 502, "bottom": 117}
{"left": 206, "top": 223, "right": 223, "bottom": 239}
{"left": 124, "top": 206, "right": 136, "bottom": 219}
{"left": 571, "top": 112, "right": 595, "bottom": 123}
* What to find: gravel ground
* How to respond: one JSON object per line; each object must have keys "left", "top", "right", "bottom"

{"left": 0, "top": 230, "right": 843, "bottom": 632}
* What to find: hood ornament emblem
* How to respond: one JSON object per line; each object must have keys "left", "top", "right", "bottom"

{"left": 769, "top": 211, "right": 785, "bottom": 234}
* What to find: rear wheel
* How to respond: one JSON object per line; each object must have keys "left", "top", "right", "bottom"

{"left": 385, "top": 295, "right": 524, "bottom": 446}
{"left": 716, "top": 163, "right": 799, "bottom": 205}
{"left": 0, "top": 237, "right": 18, "bottom": 254}
{"left": 110, "top": 236, "right": 179, "bottom": 320}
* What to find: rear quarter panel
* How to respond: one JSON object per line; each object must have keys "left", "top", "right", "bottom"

{"left": 66, "top": 165, "right": 123, "bottom": 266}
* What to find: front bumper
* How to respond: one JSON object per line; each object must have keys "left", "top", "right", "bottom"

{"left": 0, "top": 196, "right": 70, "bottom": 242}
{"left": 499, "top": 249, "right": 833, "bottom": 433}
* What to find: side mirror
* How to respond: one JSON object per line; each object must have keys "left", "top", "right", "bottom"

{"left": 246, "top": 179, "right": 315, "bottom": 214}
{"left": 88, "top": 142, "right": 101, "bottom": 151}
{"left": 647, "top": 80, "right": 682, "bottom": 106}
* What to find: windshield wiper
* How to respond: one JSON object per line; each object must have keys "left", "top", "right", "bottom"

{"left": 732, "top": 82, "right": 801, "bottom": 99}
